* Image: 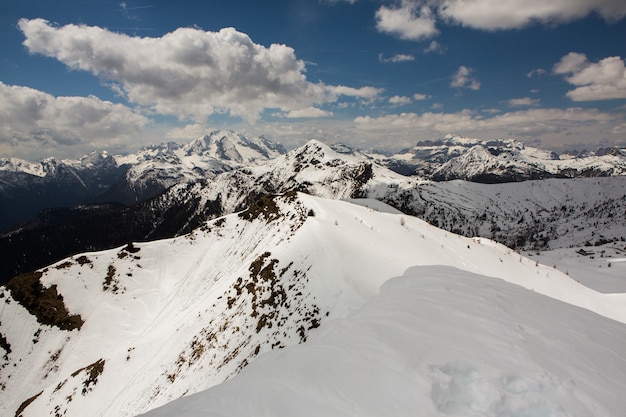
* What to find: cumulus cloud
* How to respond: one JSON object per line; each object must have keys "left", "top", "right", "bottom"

{"left": 554, "top": 52, "right": 626, "bottom": 101}
{"left": 327, "top": 85, "right": 384, "bottom": 101}
{"left": 437, "top": 0, "right": 626, "bottom": 30}
{"left": 0, "top": 82, "right": 148, "bottom": 158}
{"left": 389, "top": 95, "right": 413, "bottom": 105}
{"left": 423, "top": 40, "right": 444, "bottom": 54}
{"left": 374, "top": 1, "right": 626, "bottom": 40}
{"left": 284, "top": 107, "right": 334, "bottom": 118}
{"left": 507, "top": 97, "right": 541, "bottom": 107}
{"left": 375, "top": 0, "right": 439, "bottom": 41}
{"left": 379, "top": 53, "right": 415, "bottom": 63}
{"left": 451, "top": 66, "right": 480, "bottom": 90}
{"left": 413, "top": 93, "right": 431, "bottom": 100}
{"left": 18, "top": 19, "right": 382, "bottom": 123}
{"left": 353, "top": 107, "right": 621, "bottom": 143}
{"left": 164, "top": 123, "right": 211, "bottom": 141}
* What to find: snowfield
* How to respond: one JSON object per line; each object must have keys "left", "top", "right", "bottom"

{"left": 142, "top": 265, "right": 626, "bottom": 417}
{"left": 1, "top": 193, "right": 625, "bottom": 417}
{"left": 523, "top": 245, "right": 626, "bottom": 294}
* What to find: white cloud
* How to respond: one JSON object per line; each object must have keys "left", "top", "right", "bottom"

{"left": 0, "top": 82, "right": 148, "bottom": 159}
{"left": 379, "top": 53, "right": 415, "bottom": 63}
{"left": 482, "top": 108, "right": 502, "bottom": 114}
{"left": 423, "top": 40, "right": 444, "bottom": 54}
{"left": 164, "top": 123, "right": 211, "bottom": 141}
{"left": 507, "top": 97, "right": 541, "bottom": 107}
{"left": 554, "top": 52, "right": 626, "bottom": 101}
{"left": 284, "top": 107, "right": 334, "bottom": 118}
{"left": 18, "top": 19, "right": 382, "bottom": 123}
{"left": 389, "top": 95, "right": 413, "bottom": 105}
{"left": 527, "top": 68, "right": 546, "bottom": 78}
{"left": 413, "top": 93, "right": 431, "bottom": 101}
{"left": 438, "top": 0, "right": 626, "bottom": 30}
{"left": 375, "top": 1, "right": 439, "bottom": 41}
{"left": 374, "top": 1, "right": 626, "bottom": 40}
{"left": 327, "top": 85, "right": 384, "bottom": 101}
{"left": 451, "top": 66, "right": 480, "bottom": 90}
{"left": 353, "top": 107, "right": 623, "bottom": 148}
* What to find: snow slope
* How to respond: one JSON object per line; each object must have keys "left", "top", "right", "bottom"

{"left": 142, "top": 265, "right": 626, "bottom": 417}
{"left": 524, "top": 244, "right": 626, "bottom": 294}
{"left": 378, "top": 176, "right": 626, "bottom": 250}
{"left": 2, "top": 193, "right": 625, "bottom": 417}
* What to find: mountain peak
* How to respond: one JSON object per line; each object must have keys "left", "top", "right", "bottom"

{"left": 183, "top": 130, "right": 284, "bottom": 163}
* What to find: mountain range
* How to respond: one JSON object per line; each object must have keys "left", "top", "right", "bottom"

{"left": 1, "top": 133, "right": 624, "bottom": 285}
{"left": 0, "top": 131, "right": 285, "bottom": 233}
{"left": 2, "top": 131, "right": 624, "bottom": 234}
{"left": 2, "top": 193, "right": 625, "bottom": 417}
{"left": 1, "top": 130, "right": 626, "bottom": 416}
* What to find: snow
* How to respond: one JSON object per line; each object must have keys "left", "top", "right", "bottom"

{"left": 390, "top": 134, "right": 626, "bottom": 180}
{"left": 524, "top": 244, "right": 626, "bottom": 294}
{"left": 0, "top": 156, "right": 47, "bottom": 176}
{"left": 141, "top": 265, "right": 626, "bottom": 417}
{"left": 2, "top": 193, "right": 626, "bottom": 417}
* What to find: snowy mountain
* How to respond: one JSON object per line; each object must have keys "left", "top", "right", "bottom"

{"left": 0, "top": 139, "right": 384, "bottom": 283}
{"left": 0, "top": 151, "right": 126, "bottom": 232}
{"left": 378, "top": 175, "right": 626, "bottom": 250}
{"left": 2, "top": 139, "right": 625, "bottom": 285}
{"left": 4, "top": 131, "right": 625, "bottom": 234}
{"left": 0, "top": 130, "right": 285, "bottom": 232}
{"left": 107, "top": 130, "right": 286, "bottom": 203}
{"left": 2, "top": 193, "right": 625, "bottom": 417}
{"left": 381, "top": 134, "right": 626, "bottom": 181}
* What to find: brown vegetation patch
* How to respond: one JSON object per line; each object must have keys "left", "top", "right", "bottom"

{"left": 55, "top": 261, "right": 73, "bottom": 270}
{"left": 6, "top": 272, "right": 84, "bottom": 331}
{"left": 124, "top": 242, "right": 140, "bottom": 253}
{"left": 0, "top": 330, "right": 11, "bottom": 360}
{"left": 75, "top": 256, "right": 92, "bottom": 266}
{"left": 238, "top": 194, "right": 282, "bottom": 223}
{"left": 230, "top": 254, "right": 323, "bottom": 342}
{"left": 15, "top": 390, "right": 43, "bottom": 417}
{"left": 71, "top": 358, "right": 105, "bottom": 395}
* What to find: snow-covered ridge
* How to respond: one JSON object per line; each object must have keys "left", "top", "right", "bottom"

{"left": 0, "top": 130, "right": 286, "bottom": 231}
{"left": 383, "top": 134, "right": 626, "bottom": 180}
{"left": 3, "top": 136, "right": 625, "bottom": 286}
{"left": 2, "top": 193, "right": 625, "bottom": 417}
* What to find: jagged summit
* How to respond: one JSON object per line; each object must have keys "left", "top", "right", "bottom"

{"left": 109, "top": 130, "right": 287, "bottom": 203}
{"left": 0, "top": 132, "right": 287, "bottom": 231}
{"left": 183, "top": 130, "right": 286, "bottom": 162}
{"left": 382, "top": 134, "right": 626, "bottom": 181}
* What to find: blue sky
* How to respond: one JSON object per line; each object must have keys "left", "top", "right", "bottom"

{"left": 1, "top": 0, "right": 626, "bottom": 159}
